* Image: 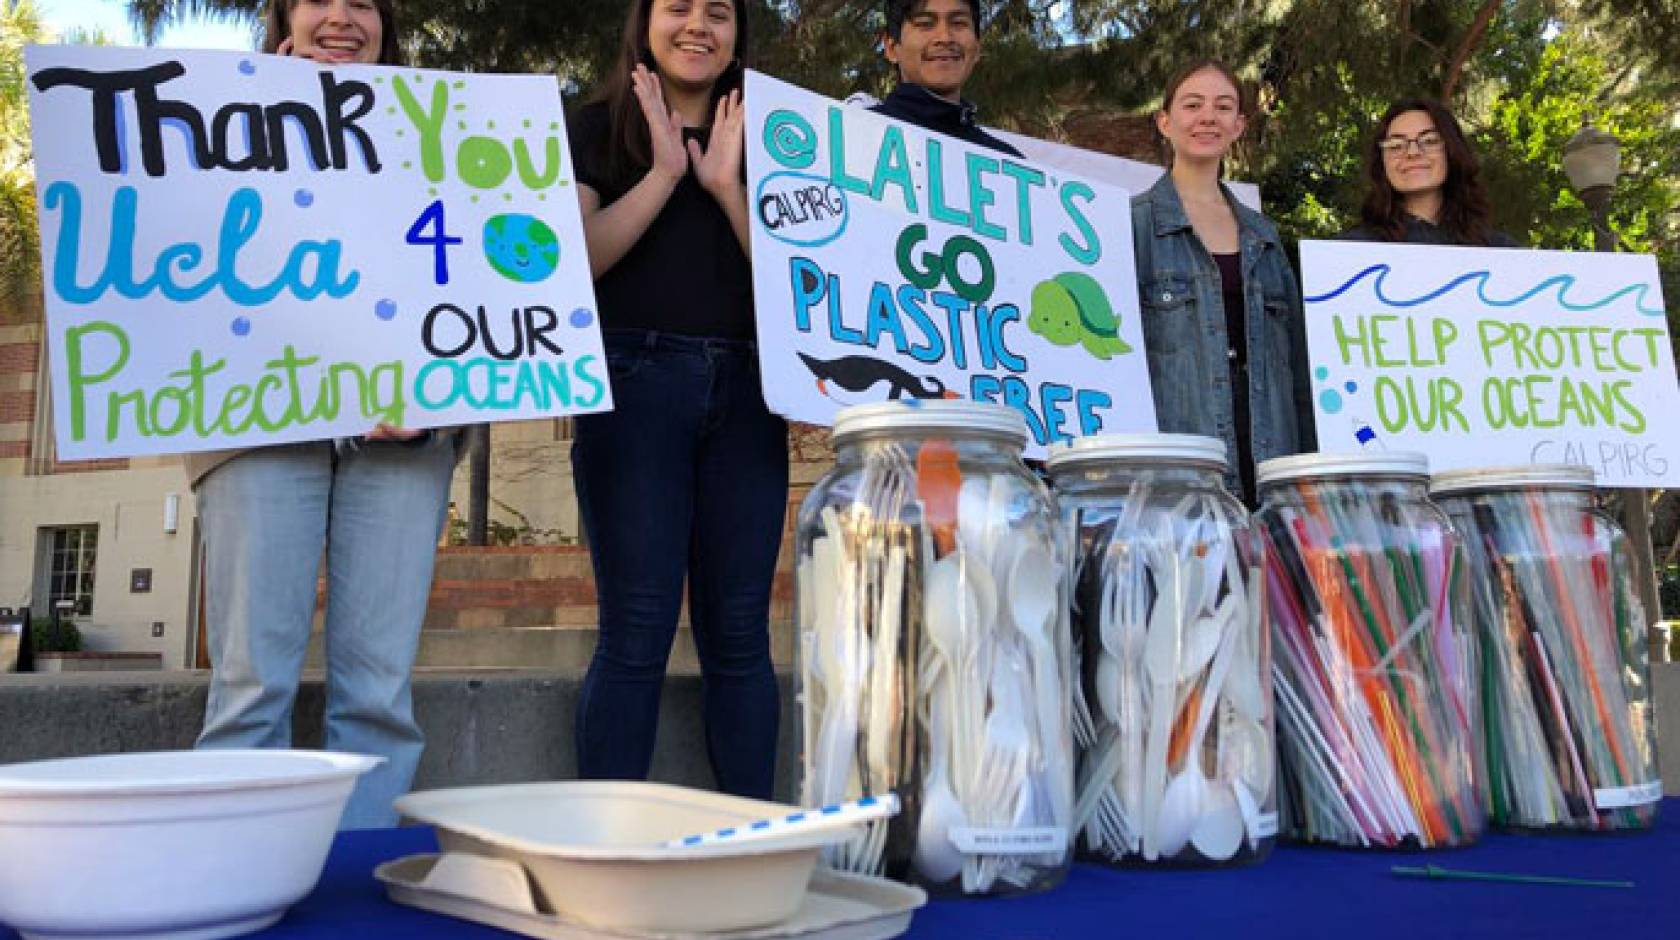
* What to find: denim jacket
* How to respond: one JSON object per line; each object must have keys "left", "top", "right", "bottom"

{"left": 1131, "top": 175, "right": 1316, "bottom": 492}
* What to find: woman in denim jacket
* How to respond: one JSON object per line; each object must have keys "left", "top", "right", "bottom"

{"left": 1131, "top": 59, "right": 1315, "bottom": 503}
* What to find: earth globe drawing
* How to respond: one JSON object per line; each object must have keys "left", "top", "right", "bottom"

{"left": 484, "top": 213, "right": 560, "bottom": 283}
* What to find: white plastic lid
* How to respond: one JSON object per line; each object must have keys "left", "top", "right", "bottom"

{"left": 1430, "top": 463, "right": 1596, "bottom": 496}
{"left": 830, "top": 400, "right": 1028, "bottom": 448}
{"left": 1256, "top": 451, "right": 1430, "bottom": 486}
{"left": 1045, "top": 433, "right": 1227, "bottom": 474}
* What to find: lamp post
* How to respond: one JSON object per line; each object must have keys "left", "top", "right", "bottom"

{"left": 1562, "top": 123, "right": 1665, "bottom": 656}
{"left": 1563, "top": 124, "right": 1621, "bottom": 251}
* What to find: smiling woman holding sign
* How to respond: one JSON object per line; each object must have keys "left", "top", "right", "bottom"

{"left": 1341, "top": 99, "right": 1521, "bottom": 248}
{"left": 1131, "top": 60, "right": 1315, "bottom": 503}
{"left": 185, "top": 0, "right": 460, "bottom": 830}
{"left": 567, "top": 0, "right": 786, "bottom": 798}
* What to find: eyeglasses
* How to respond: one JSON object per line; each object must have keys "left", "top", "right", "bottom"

{"left": 1379, "top": 130, "right": 1445, "bottom": 158}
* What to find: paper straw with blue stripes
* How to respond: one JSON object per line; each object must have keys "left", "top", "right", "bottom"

{"left": 663, "top": 793, "right": 902, "bottom": 849}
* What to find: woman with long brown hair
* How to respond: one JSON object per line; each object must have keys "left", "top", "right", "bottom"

{"left": 1342, "top": 98, "right": 1520, "bottom": 246}
{"left": 567, "top": 0, "right": 785, "bottom": 798}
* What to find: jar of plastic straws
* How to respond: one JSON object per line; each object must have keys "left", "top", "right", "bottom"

{"left": 1432, "top": 465, "right": 1661, "bottom": 832}
{"left": 1256, "top": 453, "right": 1482, "bottom": 848}
{"left": 795, "top": 400, "right": 1073, "bottom": 897}
{"left": 1048, "top": 434, "right": 1274, "bottom": 867}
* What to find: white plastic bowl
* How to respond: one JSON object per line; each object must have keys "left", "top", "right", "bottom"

{"left": 0, "top": 749, "right": 382, "bottom": 940}
{"left": 395, "top": 781, "right": 859, "bottom": 934}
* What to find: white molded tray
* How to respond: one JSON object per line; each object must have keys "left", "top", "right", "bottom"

{"left": 393, "top": 781, "right": 864, "bottom": 933}
{"left": 377, "top": 853, "right": 926, "bottom": 940}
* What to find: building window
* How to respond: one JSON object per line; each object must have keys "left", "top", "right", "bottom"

{"left": 40, "top": 525, "right": 98, "bottom": 618}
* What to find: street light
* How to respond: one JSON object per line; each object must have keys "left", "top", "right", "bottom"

{"left": 1562, "top": 123, "right": 1621, "bottom": 251}
{"left": 1561, "top": 122, "right": 1664, "bottom": 657}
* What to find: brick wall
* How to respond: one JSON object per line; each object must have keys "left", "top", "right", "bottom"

{"left": 0, "top": 323, "right": 129, "bottom": 474}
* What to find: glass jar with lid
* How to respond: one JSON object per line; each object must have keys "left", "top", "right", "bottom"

{"left": 1047, "top": 434, "right": 1273, "bottom": 867}
{"left": 794, "top": 400, "right": 1073, "bottom": 896}
{"left": 1432, "top": 465, "right": 1660, "bottom": 831}
{"left": 1256, "top": 453, "right": 1483, "bottom": 849}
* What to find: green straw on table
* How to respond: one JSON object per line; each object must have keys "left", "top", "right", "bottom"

{"left": 1392, "top": 865, "right": 1634, "bottom": 889}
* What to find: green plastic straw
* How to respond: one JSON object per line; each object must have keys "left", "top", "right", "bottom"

{"left": 1391, "top": 865, "right": 1634, "bottom": 889}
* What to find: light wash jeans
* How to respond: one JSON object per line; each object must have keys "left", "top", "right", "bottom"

{"left": 194, "top": 438, "right": 456, "bottom": 828}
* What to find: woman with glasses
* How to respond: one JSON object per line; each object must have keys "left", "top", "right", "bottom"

{"left": 1341, "top": 99, "right": 1519, "bottom": 246}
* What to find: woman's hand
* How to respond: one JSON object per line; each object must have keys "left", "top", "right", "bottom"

{"left": 631, "top": 64, "right": 690, "bottom": 186}
{"left": 690, "top": 90, "right": 745, "bottom": 202}
{"left": 274, "top": 37, "right": 321, "bottom": 62}
{"left": 366, "top": 423, "right": 425, "bottom": 442}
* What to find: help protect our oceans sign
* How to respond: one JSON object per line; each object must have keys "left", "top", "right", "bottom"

{"left": 745, "top": 71, "right": 1157, "bottom": 455}
{"left": 1301, "top": 240, "right": 1679, "bottom": 487}
{"left": 26, "top": 45, "right": 609, "bottom": 459}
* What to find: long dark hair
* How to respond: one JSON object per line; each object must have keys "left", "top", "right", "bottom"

{"left": 593, "top": 0, "right": 750, "bottom": 191}
{"left": 1154, "top": 58, "right": 1249, "bottom": 168}
{"left": 262, "top": 0, "right": 404, "bottom": 66}
{"left": 1359, "top": 99, "right": 1495, "bottom": 245}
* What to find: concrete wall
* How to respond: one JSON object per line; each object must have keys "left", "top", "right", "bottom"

{"left": 0, "top": 670, "right": 804, "bottom": 801}
{"left": 0, "top": 461, "right": 198, "bottom": 665}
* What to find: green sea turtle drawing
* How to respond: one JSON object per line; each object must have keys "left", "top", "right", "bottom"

{"left": 1028, "top": 271, "right": 1133, "bottom": 360}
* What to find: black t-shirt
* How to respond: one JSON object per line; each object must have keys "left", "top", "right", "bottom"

{"left": 1214, "top": 251, "right": 1255, "bottom": 504}
{"left": 1338, "top": 214, "right": 1521, "bottom": 247}
{"left": 568, "top": 101, "right": 755, "bottom": 340}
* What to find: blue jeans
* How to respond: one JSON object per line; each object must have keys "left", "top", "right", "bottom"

{"left": 194, "top": 438, "right": 456, "bottom": 828}
{"left": 572, "top": 330, "right": 788, "bottom": 798}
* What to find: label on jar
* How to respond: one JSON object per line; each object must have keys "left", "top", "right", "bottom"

{"left": 949, "top": 826, "right": 1068, "bottom": 855}
{"left": 1594, "top": 781, "right": 1663, "bottom": 809}
{"left": 1249, "top": 812, "right": 1279, "bottom": 840}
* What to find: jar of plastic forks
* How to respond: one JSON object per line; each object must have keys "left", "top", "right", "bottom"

{"left": 1256, "top": 453, "right": 1483, "bottom": 849}
{"left": 1432, "top": 465, "right": 1660, "bottom": 832}
{"left": 1046, "top": 434, "right": 1273, "bottom": 868}
{"left": 794, "top": 400, "right": 1073, "bottom": 897}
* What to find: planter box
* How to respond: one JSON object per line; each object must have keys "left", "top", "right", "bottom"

{"left": 33, "top": 652, "right": 163, "bottom": 673}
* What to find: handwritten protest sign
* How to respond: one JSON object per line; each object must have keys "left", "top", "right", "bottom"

{"left": 745, "top": 72, "right": 1155, "bottom": 455}
{"left": 995, "top": 130, "right": 1263, "bottom": 213}
{"left": 26, "top": 45, "right": 608, "bottom": 459}
{"left": 1302, "top": 240, "right": 1679, "bottom": 486}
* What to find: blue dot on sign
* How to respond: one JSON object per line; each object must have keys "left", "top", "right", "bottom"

{"left": 1345, "top": 380, "right": 1357, "bottom": 394}
{"left": 375, "top": 299, "right": 397, "bottom": 320}
{"left": 1314, "top": 366, "right": 1330, "bottom": 381}
{"left": 231, "top": 317, "right": 251, "bottom": 336}
{"left": 238, "top": 59, "right": 255, "bottom": 75}
{"left": 569, "top": 307, "right": 593, "bottom": 328}
{"left": 1319, "top": 389, "right": 1344, "bottom": 414}
{"left": 293, "top": 189, "right": 314, "bottom": 208}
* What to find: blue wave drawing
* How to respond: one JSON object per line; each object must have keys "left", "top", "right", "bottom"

{"left": 1306, "top": 263, "right": 1666, "bottom": 317}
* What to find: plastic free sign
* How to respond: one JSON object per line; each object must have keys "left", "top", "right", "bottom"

{"left": 745, "top": 71, "right": 1156, "bottom": 456}
{"left": 26, "top": 46, "right": 609, "bottom": 459}
{"left": 1301, "top": 240, "right": 1678, "bottom": 486}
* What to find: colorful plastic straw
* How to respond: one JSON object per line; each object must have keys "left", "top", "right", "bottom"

{"left": 1442, "top": 487, "right": 1659, "bottom": 831}
{"left": 1263, "top": 478, "right": 1482, "bottom": 848}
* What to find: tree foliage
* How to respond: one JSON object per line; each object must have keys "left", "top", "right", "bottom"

{"left": 1, "top": 0, "right": 47, "bottom": 317}
{"left": 92, "top": 0, "right": 1680, "bottom": 311}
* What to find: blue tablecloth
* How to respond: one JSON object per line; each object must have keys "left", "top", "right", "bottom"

{"left": 7, "top": 801, "right": 1677, "bottom": 938}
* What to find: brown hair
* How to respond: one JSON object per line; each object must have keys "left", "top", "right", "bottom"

{"left": 592, "top": 0, "right": 750, "bottom": 191}
{"left": 262, "top": 0, "right": 404, "bottom": 67}
{"left": 1155, "top": 58, "right": 1248, "bottom": 166}
{"left": 1358, "top": 99, "right": 1496, "bottom": 245}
